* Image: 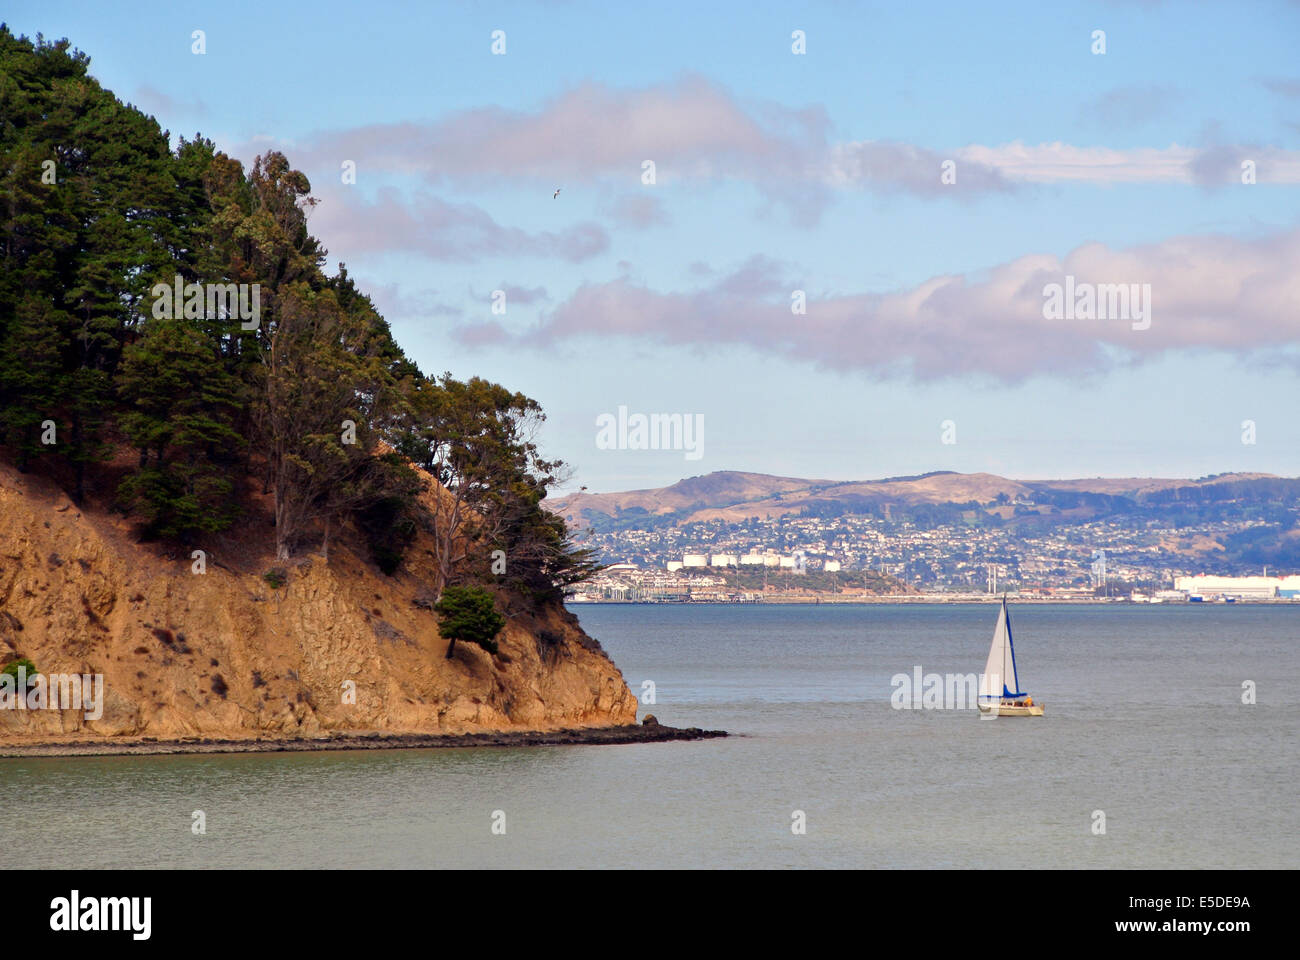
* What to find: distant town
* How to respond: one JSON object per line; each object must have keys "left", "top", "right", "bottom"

{"left": 552, "top": 470, "right": 1300, "bottom": 604}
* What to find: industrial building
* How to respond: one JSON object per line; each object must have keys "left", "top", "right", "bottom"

{"left": 1173, "top": 574, "right": 1300, "bottom": 599}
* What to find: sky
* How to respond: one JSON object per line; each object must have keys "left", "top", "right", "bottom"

{"left": 7, "top": 0, "right": 1300, "bottom": 494}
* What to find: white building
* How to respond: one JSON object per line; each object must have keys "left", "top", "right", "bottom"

{"left": 666, "top": 561, "right": 683, "bottom": 572}
{"left": 824, "top": 560, "right": 841, "bottom": 573}
{"left": 763, "top": 554, "right": 781, "bottom": 567}
{"left": 711, "top": 554, "right": 737, "bottom": 567}
{"left": 779, "top": 556, "right": 797, "bottom": 569}
{"left": 740, "top": 553, "right": 766, "bottom": 566}
{"left": 1173, "top": 575, "right": 1279, "bottom": 599}
{"left": 682, "top": 554, "right": 708, "bottom": 568}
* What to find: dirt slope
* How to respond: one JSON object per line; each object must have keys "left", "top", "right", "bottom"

{"left": 0, "top": 462, "right": 637, "bottom": 744}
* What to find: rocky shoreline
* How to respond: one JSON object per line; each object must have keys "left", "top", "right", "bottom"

{"left": 0, "top": 721, "right": 728, "bottom": 758}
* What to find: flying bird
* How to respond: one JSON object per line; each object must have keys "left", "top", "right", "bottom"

{"left": 553, "top": 188, "right": 561, "bottom": 199}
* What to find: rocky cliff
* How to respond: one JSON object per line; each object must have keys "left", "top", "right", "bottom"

{"left": 0, "top": 462, "right": 638, "bottom": 744}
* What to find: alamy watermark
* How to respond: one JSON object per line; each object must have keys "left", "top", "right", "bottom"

{"left": 151, "top": 274, "right": 260, "bottom": 330}
{"left": 595, "top": 405, "right": 703, "bottom": 461}
{"left": 1042, "top": 275, "right": 1151, "bottom": 331}
{"left": 50, "top": 890, "right": 150, "bottom": 940}
{"left": 1, "top": 667, "right": 104, "bottom": 720}
{"left": 891, "top": 666, "right": 998, "bottom": 710}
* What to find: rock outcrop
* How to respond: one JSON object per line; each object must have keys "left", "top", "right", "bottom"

{"left": 0, "top": 462, "right": 638, "bottom": 744}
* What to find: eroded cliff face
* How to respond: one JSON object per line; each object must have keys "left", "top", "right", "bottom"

{"left": 0, "top": 463, "right": 638, "bottom": 743}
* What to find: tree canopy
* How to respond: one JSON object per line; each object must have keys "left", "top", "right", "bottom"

{"left": 0, "top": 24, "right": 591, "bottom": 603}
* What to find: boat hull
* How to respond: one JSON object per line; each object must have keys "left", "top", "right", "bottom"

{"left": 978, "top": 702, "right": 1045, "bottom": 717}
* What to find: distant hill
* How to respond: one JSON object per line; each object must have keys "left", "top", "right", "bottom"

{"left": 548, "top": 470, "right": 1300, "bottom": 530}
{"left": 548, "top": 471, "right": 831, "bottom": 523}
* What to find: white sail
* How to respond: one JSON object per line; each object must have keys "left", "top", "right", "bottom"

{"left": 979, "top": 602, "right": 1015, "bottom": 699}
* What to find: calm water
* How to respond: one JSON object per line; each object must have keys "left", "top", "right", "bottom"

{"left": 3, "top": 603, "right": 1297, "bottom": 868}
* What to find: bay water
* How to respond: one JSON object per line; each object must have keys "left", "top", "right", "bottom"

{"left": 3, "top": 603, "right": 1296, "bottom": 868}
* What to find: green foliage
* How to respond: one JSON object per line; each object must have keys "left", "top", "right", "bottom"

{"left": 0, "top": 26, "right": 587, "bottom": 608}
{"left": 1, "top": 657, "right": 38, "bottom": 688}
{"left": 116, "top": 318, "right": 244, "bottom": 537}
{"left": 262, "top": 568, "right": 287, "bottom": 589}
{"left": 391, "top": 372, "right": 588, "bottom": 599}
{"left": 262, "top": 279, "right": 406, "bottom": 560}
{"left": 0, "top": 27, "right": 185, "bottom": 498}
{"left": 356, "top": 456, "right": 423, "bottom": 574}
{"left": 434, "top": 586, "right": 505, "bottom": 657}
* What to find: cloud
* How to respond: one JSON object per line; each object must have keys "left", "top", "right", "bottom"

{"left": 1079, "top": 85, "right": 1182, "bottom": 128}
{"left": 359, "top": 279, "right": 464, "bottom": 321}
{"left": 309, "top": 185, "right": 609, "bottom": 262}
{"left": 287, "top": 77, "right": 1300, "bottom": 196}
{"left": 828, "top": 141, "right": 1012, "bottom": 194}
{"left": 1260, "top": 77, "right": 1300, "bottom": 99}
{"left": 488, "top": 283, "right": 548, "bottom": 305}
{"left": 131, "top": 85, "right": 207, "bottom": 121}
{"left": 450, "top": 319, "right": 512, "bottom": 348}
{"left": 599, "top": 191, "right": 670, "bottom": 229}
{"left": 501, "top": 229, "right": 1300, "bottom": 383}
{"left": 301, "top": 75, "right": 827, "bottom": 188}
{"left": 293, "top": 77, "right": 1019, "bottom": 202}
{"left": 956, "top": 141, "right": 1300, "bottom": 185}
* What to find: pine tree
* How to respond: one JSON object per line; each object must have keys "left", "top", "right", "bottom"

{"left": 434, "top": 586, "right": 506, "bottom": 659}
{"left": 116, "top": 318, "right": 244, "bottom": 537}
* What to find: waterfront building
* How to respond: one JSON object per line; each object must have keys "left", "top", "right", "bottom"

{"left": 1174, "top": 575, "right": 1281, "bottom": 599}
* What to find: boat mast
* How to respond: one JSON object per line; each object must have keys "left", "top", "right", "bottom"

{"left": 1003, "top": 594, "right": 1020, "bottom": 696}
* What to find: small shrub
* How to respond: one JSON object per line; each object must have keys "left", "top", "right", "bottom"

{"left": 1, "top": 657, "right": 38, "bottom": 688}
{"left": 434, "top": 586, "right": 505, "bottom": 659}
{"left": 536, "top": 628, "right": 565, "bottom": 662}
{"left": 373, "top": 546, "right": 405, "bottom": 576}
{"left": 357, "top": 477, "right": 421, "bottom": 575}
{"left": 262, "top": 568, "right": 287, "bottom": 589}
{"left": 211, "top": 674, "right": 229, "bottom": 698}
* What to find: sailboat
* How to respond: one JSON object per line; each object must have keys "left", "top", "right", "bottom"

{"left": 977, "top": 597, "right": 1044, "bottom": 716}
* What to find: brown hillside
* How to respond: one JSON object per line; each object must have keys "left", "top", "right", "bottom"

{"left": 0, "top": 461, "right": 636, "bottom": 745}
{"left": 548, "top": 470, "right": 827, "bottom": 523}
{"left": 550, "top": 469, "right": 1291, "bottom": 526}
